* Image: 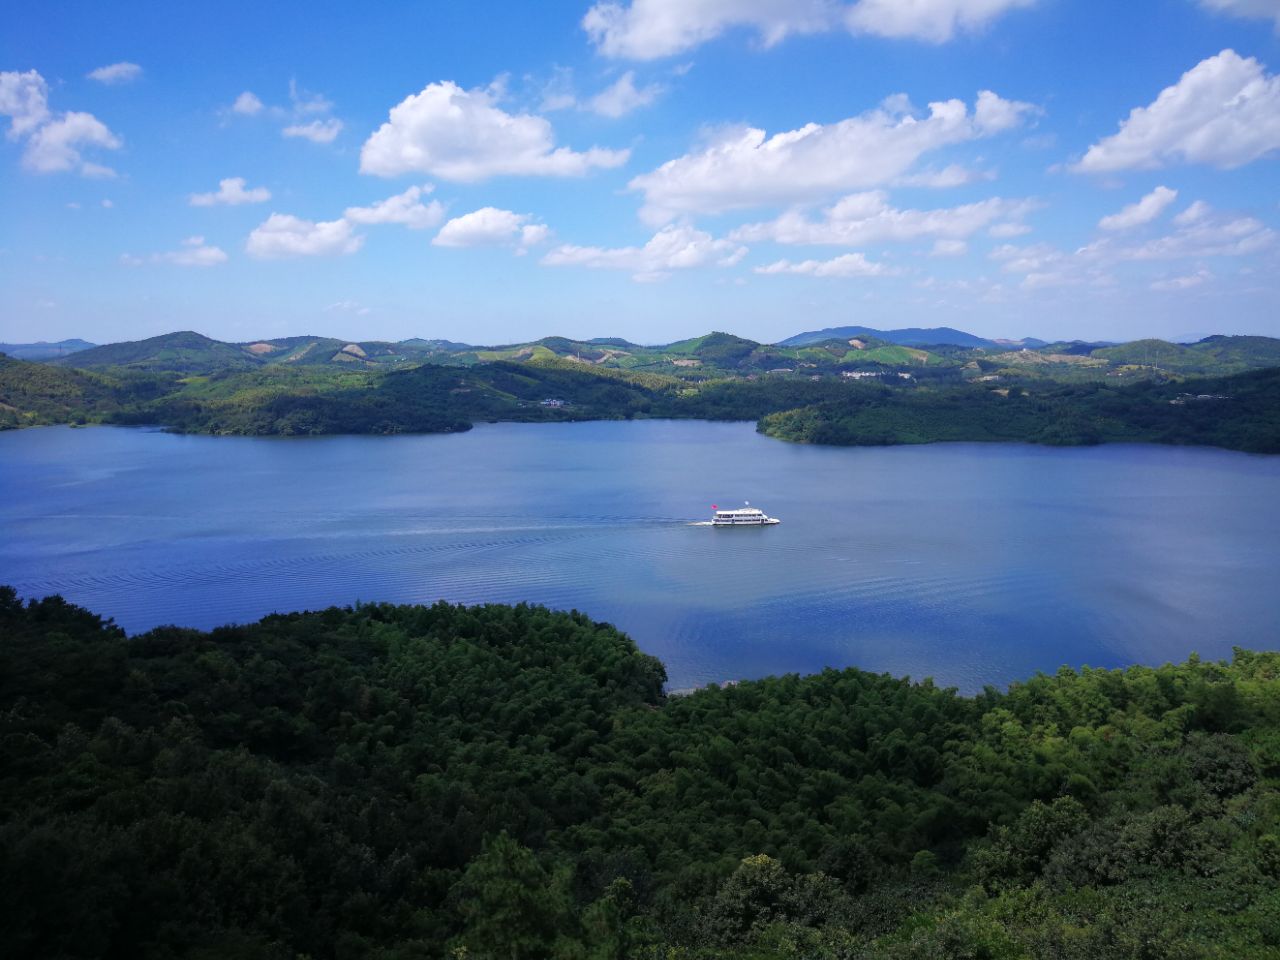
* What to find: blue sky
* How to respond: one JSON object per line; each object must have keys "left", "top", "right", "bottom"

{"left": 3, "top": 0, "right": 1279, "bottom": 346}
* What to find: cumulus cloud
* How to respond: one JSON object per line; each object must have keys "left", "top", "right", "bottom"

{"left": 246, "top": 214, "right": 365, "bottom": 259}
{"left": 283, "top": 118, "right": 343, "bottom": 143}
{"left": 582, "top": 0, "right": 1037, "bottom": 58}
{"left": 0, "top": 70, "right": 121, "bottom": 176}
{"left": 1097, "top": 186, "right": 1178, "bottom": 231}
{"left": 588, "top": 71, "right": 664, "bottom": 117}
{"left": 988, "top": 242, "right": 1087, "bottom": 290}
{"left": 23, "top": 112, "right": 122, "bottom": 175}
{"left": 228, "top": 83, "right": 344, "bottom": 144}
{"left": 755, "top": 252, "right": 893, "bottom": 277}
{"left": 360, "top": 81, "right": 630, "bottom": 180}
{"left": 1174, "top": 200, "right": 1212, "bottom": 225}
{"left": 231, "top": 91, "right": 264, "bottom": 115}
{"left": 189, "top": 176, "right": 271, "bottom": 206}
{"left": 1074, "top": 50, "right": 1280, "bottom": 173}
{"left": 124, "top": 236, "right": 228, "bottom": 268}
{"left": 845, "top": 0, "right": 1038, "bottom": 42}
{"left": 542, "top": 224, "right": 745, "bottom": 281}
{"left": 1080, "top": 208, "right": 1274, "bottom": 262}
{"left": 731, "top": 190, "right": 1035, "bottom": 245}
{"left": 344, "top": 185, "right": 445, "bottom": 230}
{"left": 1196, "top": 0, "right": 1280, "bottom": 28}
{"left": 432, "top": 207, "right": 549, "bottom": 249}
{"left": 630, "top": 90, "right": 1034, "bottom": 223}
{"left": 87, "top": 62, "right": 142, "bottom": 85}
{"left": 990, "top": 203, "right": 1273, "bottom": 291}
{"left": 0, "top": 70, "right": 50, "bottom": 138}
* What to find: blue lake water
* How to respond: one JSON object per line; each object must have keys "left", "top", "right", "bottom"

{"left": 2, "top": 421, "right": 1278, "bottom": 693}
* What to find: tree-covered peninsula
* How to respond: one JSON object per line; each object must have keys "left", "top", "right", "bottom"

{"left": 3, "top": 587, "right": 1278, "bottom": 958}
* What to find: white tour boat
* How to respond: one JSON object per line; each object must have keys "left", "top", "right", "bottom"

{"left": 707, "top": 502, "right": 780, "bottom": 526}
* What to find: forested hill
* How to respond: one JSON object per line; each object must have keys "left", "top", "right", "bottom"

{"left": 760, "top": 368, "right": 1280, "bottom": 454}
{"left": 3, "top": 588, "right": 1279, "bottom": 958}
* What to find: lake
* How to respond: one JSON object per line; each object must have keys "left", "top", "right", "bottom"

{"left": 2, "top": 421, "right": 1278, "bottom": 693}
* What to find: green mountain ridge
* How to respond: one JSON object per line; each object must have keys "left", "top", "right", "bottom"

{"left": 7, "top": 329, "right": 1280, "bottom": 451}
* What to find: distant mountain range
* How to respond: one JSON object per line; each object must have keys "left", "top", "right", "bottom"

{"left": 7, "top": 329, "right": 1280, "bottom": 384}
{"left": 0, "top": 339, "right": 96, "bottom": 360}
{"left": 778, "top": 325, "right": 1046, "bottom": 349}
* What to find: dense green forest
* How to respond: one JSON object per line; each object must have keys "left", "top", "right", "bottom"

{"left": 3, "top": 588, "right": 1278, "bottom": 958}
{"left": 760, "top": 368, "right": 1280, "bottom": 454}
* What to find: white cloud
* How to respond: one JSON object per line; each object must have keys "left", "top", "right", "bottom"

{"left": 1196, "top": 0, "right": 1280, "bottom": 28}
{"left": 87, "top": 62, "right": 142, "bottom": 85}
{"left": 731, "top": 190, "right": 1035, "bottom": 245}
{"left": 542, "top": 224, "right": 745, "bottom": 281}
{"left": 282, "top": 118, "right": 343, "bottom": 143}
{"left": 932, "top": 239, "right": 969, "bottom": 256}
{"left": 345, "top": 185, "right": 445, "bottom": 230}
{"left": 125, "top": 236, "right": 228, "bottom": 268}
{"left": 991, "top": 241, "right": 1066, "bottom": 273}
{"left": 231, "top": 91, "right": 264, "bottom": 116}
{"left": 1, "top": 70, "right": 121, "bottom": 176}
{"left": 1080, "top": 210, "right": 1274, "bottom": 262}
{"left": 1097, "top": 186, "right": 1178, "bottom": 231}
{"left": 629, "top": 90, "right": 1033, "bottom": 223}
{"left": 189, "top": 176, "right": 271, "bottom": 206}
{"left": 1074, "top": 50, "right": 1280, "bottom": 173}
{"left": 1151, "top": 269, "right": 1212, "bottom": 291}
{"left": 845, "top": 0, "right": 1038, "bottom": 43}
{"left": 23, "top": 111, "right": 121, "bottom": 175}
{"left": 990, "top": 204, "right": 1273, "bottom": 292}
{"left": 163, "top": 236, "right": 228, "bottom": 267}
{"left": 1174, "top": 200, "right": 1212, "bottom": 225}
{"left": 288, "top": 80, "right": 333, "bottom": 116}
{"left": 433, "top": 207, "right": 549, "bottom": 249}
{"left": 582, "top": 0, "right": 1037, "bottom": 58}
{"left": 80, "top": 161, "right": 117, "bottom": 179}
{"left": 246, "top": 213, "right": 364, "bottom": 259}
{"left": 893, "top": 163, "right": 992, "bottom": 188}
{"left": 538, "top": 67, "right": 579, "bottom": 112}
{"left": 359, "top": 81, "right": 630, "bottom": 181}
{"left": 583, "top": 0, "right": 837, "bottom": 59}
{"left": 587, "top": 71, "right": 664, "bottom": 117}
{"left": 0, "top": 70, "right": 50, "bottom": 138}
{"left": 989, "top": 221, "right": 1031, "bottom": 238}
{"left": 754, "top": 252, "right": 893, "bottom": 277}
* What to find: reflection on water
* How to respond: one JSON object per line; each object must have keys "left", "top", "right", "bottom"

{"left": 2, "top": 421, "right": 1278, "bottom": 693}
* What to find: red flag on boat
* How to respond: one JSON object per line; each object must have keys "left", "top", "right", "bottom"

{"left": 711, "top": 504, "right": 718, "bottom": 509}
